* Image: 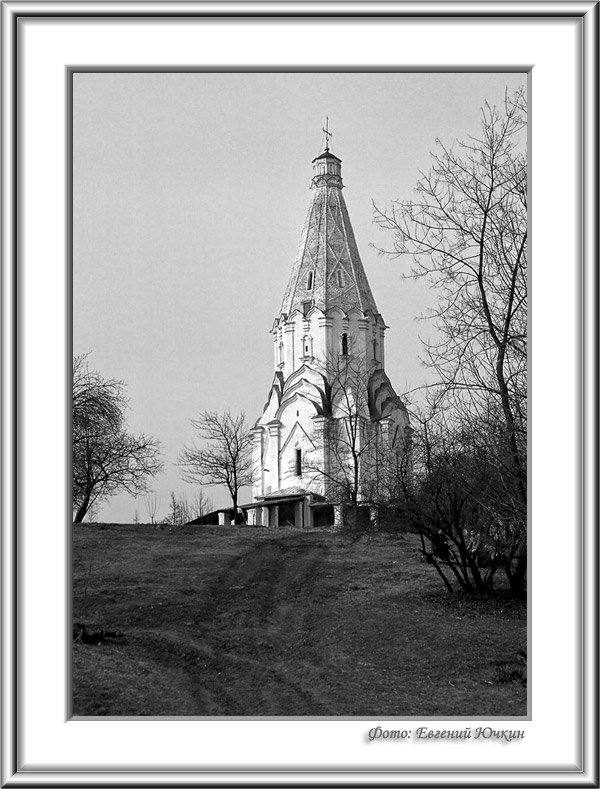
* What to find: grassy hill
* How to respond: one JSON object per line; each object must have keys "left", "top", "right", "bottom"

{"left": 73, "top": 524, "right": 527, "bottom": 717}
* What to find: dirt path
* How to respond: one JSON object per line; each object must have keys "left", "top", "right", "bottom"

{"left": 139, "top": 533, "right": 335, "bottom": 715}
{"left": 74, "top": 525, "right": 528, "bottom": 716}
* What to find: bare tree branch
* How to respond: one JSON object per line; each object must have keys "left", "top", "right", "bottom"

{"left": 372, "top": 87, "right": 527, "bottom": 595}
{"left": 178, "top": 410, "right": 254, "bottom": 523}
{"left": 73, "top": 355, "right": 163, "bottom": 522}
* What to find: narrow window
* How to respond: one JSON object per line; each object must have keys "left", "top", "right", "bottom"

{"left": 302, "top": 335, "right": 312, "bottom": 358}
{"left": 279, "top": 341, "right": 284, "bottom": 364}
{"left": 307, "top": 272, "right": 314, "bottom": 290}
{"left": 341, "top": 333, "right": 349, "bottom": 356}
{"left": 337, "top": 270, "right": 344, "bottom": 287}
{"left": 372, "top": 339, "right": 378, "bottom": 361}
{"left": 295, "top": 448, "right": 302, "bottom": 477}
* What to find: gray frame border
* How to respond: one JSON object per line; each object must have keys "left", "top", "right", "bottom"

{"left": 1, "top": 3, "right": 598, "bottom": 787}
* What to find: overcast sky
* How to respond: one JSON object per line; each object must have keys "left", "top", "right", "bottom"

{"left": 73, "top": 71, "right": 525, "bottom": 523}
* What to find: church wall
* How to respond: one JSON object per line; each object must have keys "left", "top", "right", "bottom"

{"left": 260, "top": 425, "right": 280, "bottom": 495}
{"left": 377, "top": 324, "right": 386, "bottom": 367}
{"left": 277, "top": 400, "right": 325, "bottom": 495}
{"left": 253, "top": 392, "right": 328, "bottom": 501}
{"left": 310, "top": 313, "right": 329, "bottom": 364}
{"left": 274, "top": 308, "right": 387, "bottom": 380}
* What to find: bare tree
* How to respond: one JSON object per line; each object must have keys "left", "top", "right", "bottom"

{"left": 305, "top": 353, "right": 372, "bottom": 508}
{"left": 145, "top": 492, "right": 161, "bottom": 525}
{"left": 189, "top": 489, "right": 212, "bottom": 520}
{"left": 374, "top": 88, "right": 527, "bottom": 593}
{"left": 73, "top": 354, "right": 163, "bottom": 523}
{"left": 379, "top": 402, "right": 527, "bottom": 595}
{"left": 302, "top": 351, "right": 408, "bottom": 531}
{"left": 161, "top": 490, "right": 212, "bottom": 525}
{"left": 165, "top": 491, "right": 189, "bottom": 526}
{"left": 84, "top": 501, "right": 100, "bottom": 524}
{"left": 178, "top": 411, "right": 254, "bottom": 523}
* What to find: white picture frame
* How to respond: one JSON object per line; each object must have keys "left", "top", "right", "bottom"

{"left": 1, "top": 2, "right": 597, "bottom": 786}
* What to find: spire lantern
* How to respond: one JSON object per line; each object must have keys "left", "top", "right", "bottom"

{"left": 311, "top": 150, "right": 343, "bottom": 188}
{"left": 312, "top": 117, "right": 343, "bottom": 187}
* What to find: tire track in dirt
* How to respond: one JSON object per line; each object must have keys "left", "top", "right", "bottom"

{"left": 142, "top": 533, "right": 335, "bottom": 715}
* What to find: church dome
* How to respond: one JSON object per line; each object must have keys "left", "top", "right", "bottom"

{"left": 311, "top": 150, "right": 342, "bottom": 163}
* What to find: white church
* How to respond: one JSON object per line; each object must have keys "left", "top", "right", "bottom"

{"left": 246, "top": 136, "right": 410, "bottom": 530}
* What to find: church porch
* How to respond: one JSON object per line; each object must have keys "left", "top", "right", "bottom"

{"left": 248, "top": 488, "right": 332, "bottom": 530}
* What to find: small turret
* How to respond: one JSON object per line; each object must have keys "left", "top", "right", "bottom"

{"left": 311, "top": 150, "right": 343, "bottom": 188}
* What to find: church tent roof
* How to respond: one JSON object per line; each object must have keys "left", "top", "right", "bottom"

{"left": 279, "top": 155, "right": 378, "bottom": 317}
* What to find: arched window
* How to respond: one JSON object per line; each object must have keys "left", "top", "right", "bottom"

{"left": 302, "top": 335, "right": 312, "bottom": 358}
{"left": 307, "top": 271, "right": 314, "bottom": 290}
{"left": 295, "top": 448, "right": 302, "bottom": 477}
{"left": 341, "top": 333, "right": 349, "bottom": 356}
{"left": 279, "top": 341, "right": 284, "bottom": 364}
{"left": 372, "top": 338, "right": 378, "bottom": 361}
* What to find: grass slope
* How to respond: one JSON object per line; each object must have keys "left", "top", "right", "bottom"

{"left": 73, "top": 524, "right": 527, "bottom": 717}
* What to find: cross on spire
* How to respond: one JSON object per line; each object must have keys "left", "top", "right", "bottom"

{"left": 322, "top": 116, "right": 333, "bottom": 151}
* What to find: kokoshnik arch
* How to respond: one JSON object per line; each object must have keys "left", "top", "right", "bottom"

{"left": 248, "top": 137, "right": 411, "bottom": 529}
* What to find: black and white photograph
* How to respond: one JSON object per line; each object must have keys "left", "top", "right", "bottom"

{"left": 3, "top": 4, "right": 597, "bottom": 785}
{"left": 72, "top": 71, "right": 528, "bottom": 718}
